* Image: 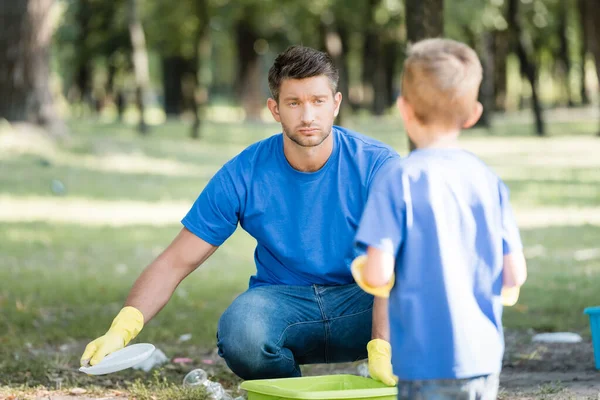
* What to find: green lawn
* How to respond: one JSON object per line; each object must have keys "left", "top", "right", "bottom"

{"left": 1, "top": 112, "right": 600, "bottom": 395}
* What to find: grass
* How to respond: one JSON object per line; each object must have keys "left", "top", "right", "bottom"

{"left": 1, "top": 108, "right": 600, "bottom": 396}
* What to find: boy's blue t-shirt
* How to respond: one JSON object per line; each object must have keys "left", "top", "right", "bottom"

{"left": 182, "top": 126, "right": 398, "bottom": 287}
{"left": 355, "top": 148, "right": 522, "bottom": 380}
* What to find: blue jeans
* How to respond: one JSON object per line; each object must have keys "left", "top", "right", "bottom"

{"left": 397, "top": 374, "right": 499, "bottom": 400}
{"left": 217, "top": 283, "right": 373, "bottom": 379}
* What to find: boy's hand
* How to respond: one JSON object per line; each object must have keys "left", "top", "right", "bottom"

{"left": 501, "top": 286, "right": 520, "bottom": 306}
{"left": 351, "top": 255, "right": 395, "bottom": 298}
{"left": 80, "top": 306, "right": 144, "bottom": 366}
{"left": 367, "top": 339, "right": 398, "bottom": 386}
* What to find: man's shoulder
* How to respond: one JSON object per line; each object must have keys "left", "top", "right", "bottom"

{"left": 225, "top": 133, "right": 281, "bottom": 168}
{"left": 334, "top": 125, "right": 398, "bottom": 157}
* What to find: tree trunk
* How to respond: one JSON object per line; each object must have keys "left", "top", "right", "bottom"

{"left": 362, "top": 0, "right": 379, "bottom": 111}
{"left": 161, "top": 56, "right": 186, "bottom": 116}
{"left": 235, "top": 18, "right": 262, "bottom": 121}
{"left": 583, "top": 0, "right": 600, "bottom": 135}
{"left": 578, "top": 0, "right": 590, "bottom": 105}
{"left": 405, "top": 0, "right": 444, "bottom": 150}
{"left": 405, "top": 0, "right": 444, "bottom": 44}
{"left": 384, "top": 40, "right": 400, "bottom": 108}
{"left": 494, "top": 30, "right": 509, "bottom": 111}
{"left": 320, "top": 20, "right": 351, "bottom": 125}
{"left": 128, "top": 0, "right": 150, "bottom": 135}
{"left": 0, "top": 0, "right": 66, "bottom": 136}
{"left": 507, "top": 0, "right": 545, "bottom": 136}
{"left": 372, "top": 47, "right": 387, "bottom": 116}
{"left": 74, "top": 0, "right": 93, "bottom": 113}
{"left": 557, "top": 0, "right": 574, "bottom": 107}
{"left": 476, "top": 31, "right": 495, "bottom": 128}
{"left": 190, "top": 0, "right": 210, "bottom": 140}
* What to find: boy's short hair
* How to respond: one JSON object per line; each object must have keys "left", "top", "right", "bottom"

{"left": 268, "top": 46, "right": 339, "bottom": 102}
{"left": 401, "top": 38, "right": 483, "bottom": 127}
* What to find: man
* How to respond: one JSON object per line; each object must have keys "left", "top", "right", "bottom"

{"left": 80, "top": 45, "right": 400, "bottom": 385}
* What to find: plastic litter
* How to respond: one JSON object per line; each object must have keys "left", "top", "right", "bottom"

{"left": 179, "top": 333, "right": 193, "bottom": 342}
{"left": 357, "top": 362, "right": 369, "bottom": 377}
{"left": 532, "top": 332, "right": 583, "bottom": 343}
{"left": 183, "top": 368, "right": 233, "bottom": 400}
{"left": 132, "top": 348, "right": 169, "bottom": 372}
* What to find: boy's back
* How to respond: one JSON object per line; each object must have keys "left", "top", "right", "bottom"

{"left": 355, "top": 148, "right": 522, "bottom": 380}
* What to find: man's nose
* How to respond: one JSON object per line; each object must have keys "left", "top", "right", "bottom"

{"left": 301, "top": 105, "right": 315, "bottom": 124}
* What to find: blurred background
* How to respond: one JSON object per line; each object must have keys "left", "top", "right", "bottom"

{"left": 1, "top": 1, "right": 600, "bottom": 398}
{"left": 1, "top": 0, "right": 599, "bottom": 136}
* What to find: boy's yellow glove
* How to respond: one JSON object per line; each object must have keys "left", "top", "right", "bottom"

{"left": 367, "top": 339, "right": 398, "bottom": 386}
{"left": 351, "top": 255, "right": 395, "bottom": 298}
{"left": 80, "top": 306, "right": 144, "bottom": 366}
{"left": 501, "top": 286, "right": 520, "bottom": 306}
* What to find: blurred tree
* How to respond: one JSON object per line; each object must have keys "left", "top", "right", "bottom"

{"left": 146, "top": 0, "right": 210, "bottom": 138}
{"left": 128, "top": 0, "right": 150, "bottom": 134}
{"left": 405, "top": 0, "right": 444, "bottom": 150}
{"left": 0, "top": 0, "right": 66, "bottom": 136}
{"left": 190, "top": 0, "right": 210, "bottom": 139}
{"left": 447, "top": 0, "right": 507, "bottom": 127}
{"left": 577, "top": 0, "right": 590, "bottom": 105}
{"left": 556, "top": 0, "right": 574, "bottom": 107}
{"left": 55, "top": 0, "right": 131, "bottom": 116}
{"left": 235, "top": 10, "right": 262, "bottom": 121}
{"left": 366, "top": 0, "right": 403, "bottom": 116}
{"left": 406, "top": 0, "right": 443, "bottom": 43}
{"left": 73, "top": 0, "right": 94, "bottom": 110}
{"left": 494, "top": 30, "right": 510, "bottom": 112}
{"left": 507, "top": 0, "right": 545, "bottom": 136}
{"left": 582, "top": 0, "right": 600, "bottom": 135}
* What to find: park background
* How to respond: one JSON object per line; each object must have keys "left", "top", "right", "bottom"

{"left": 1, "top": 0, "right": 600, "bottom": 398}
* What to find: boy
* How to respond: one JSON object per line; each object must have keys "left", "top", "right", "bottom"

{"left": 351, "top": 38, "right": 527, "bottom": 399}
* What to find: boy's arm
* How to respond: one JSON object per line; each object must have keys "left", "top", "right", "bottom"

{"left": 503, "top": 252, "right": 527, "bottom": 288}
{"left": 498, "top": 180, "right": 527, "bottom": 305}
{"left": 364, "top": 246, "right": 396, "bottom": 287}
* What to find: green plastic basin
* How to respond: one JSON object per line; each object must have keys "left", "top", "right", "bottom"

{"left": 240, "top": 374, "right": 397, "bottom": 400}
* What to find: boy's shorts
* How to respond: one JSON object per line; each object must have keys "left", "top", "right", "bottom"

{"left": 397, "top": 373, "right": 499, "bottom": 400}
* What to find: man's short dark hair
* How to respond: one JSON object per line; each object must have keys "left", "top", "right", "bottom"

{"left": 268, "top": 46, "right": 339, "bottom": 102}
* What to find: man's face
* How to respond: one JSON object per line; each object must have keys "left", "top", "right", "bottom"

{"left": 267, "top": 76, "right": 342, "bottom": 148}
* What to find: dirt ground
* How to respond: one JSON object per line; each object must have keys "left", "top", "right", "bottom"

{"left": 4, "top": 330, "right": 599, "bottom": 400}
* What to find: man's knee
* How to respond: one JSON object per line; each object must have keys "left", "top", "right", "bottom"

{"left": 217, "top": 290, "right": 295, "bottom": 379}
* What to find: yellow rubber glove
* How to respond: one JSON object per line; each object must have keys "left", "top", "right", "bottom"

{"left": 80, "top": 306, "right": 144, "bottom": 366}
{"left": 367, "top": 339, "right": 398, "bottom": 386}
{"left": 501, "top": 286, "right": 520, "bottom": 306}
{"left": 351, "top": 255, "right": 395, "bottom": 298}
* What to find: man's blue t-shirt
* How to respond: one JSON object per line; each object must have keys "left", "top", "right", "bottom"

{"left": 355, "top": 148, "right": 522, "bottom": 380}
{"left": 182, "top": 126, "right": 398, "bottom": 287}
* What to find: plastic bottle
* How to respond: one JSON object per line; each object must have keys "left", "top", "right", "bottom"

{"left": 357, "top": 362, "right": 370, "bottom": 378}
{"left": 183, "top": 369, "right": 233, "bottom": 400}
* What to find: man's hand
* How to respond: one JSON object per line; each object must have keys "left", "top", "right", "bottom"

{"left": 80, "top": 306, "right": 144, "bottom": 366}
{"left": 367, "top": 339, "right": 398, "bottom": 386}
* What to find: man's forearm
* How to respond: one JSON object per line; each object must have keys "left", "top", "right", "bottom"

{"left": 124, "top": 258, "right": 183, "bottom": 323}
{"left": 124, "top": 228, "right": 218, "bottom": 323}
{"left": 371, "top": 296, "right": 390, "bottom": 341}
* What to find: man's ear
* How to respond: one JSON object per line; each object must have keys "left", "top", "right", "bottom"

{"left": 333, "top": 92, "right": 342, "bottom": 117}
{"left": 267, "top": 98, "right": 281, "bottom": 123}
{"left": 462, "top": 101, "right": 483, "bottom": 129}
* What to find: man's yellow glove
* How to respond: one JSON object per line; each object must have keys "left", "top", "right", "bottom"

{"left": 501, "top": 286, "right": 520, "bottom": 306}
{"left": 80, "top": 306, "right": 144, "bottom": 366}
{"left": 351, "top": 255, "right": 395, "bottom": 298}
{"left": 367, "top": 339, "right": 397, "bottom": 386}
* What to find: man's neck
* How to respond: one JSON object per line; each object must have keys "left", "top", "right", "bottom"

{"left": 283, "top": 134, "right": 334, "bottom": 172}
